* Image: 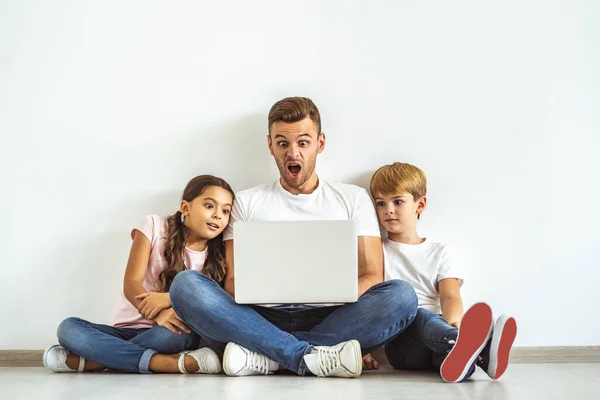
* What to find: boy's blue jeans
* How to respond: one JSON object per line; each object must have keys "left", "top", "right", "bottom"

{"left": 170, "top": 270, "right": 418, "bottom": 375}
{"left": 385, "top": 307, "right": 475, "bottom": 379}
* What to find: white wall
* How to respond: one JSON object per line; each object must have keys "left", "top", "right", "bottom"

{"left": 1, "top": 0, "right": 599, "bottom": 349}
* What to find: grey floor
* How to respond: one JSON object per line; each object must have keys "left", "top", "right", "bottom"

{"left": 1, "top": 364, "right": 599, "bottom": 400}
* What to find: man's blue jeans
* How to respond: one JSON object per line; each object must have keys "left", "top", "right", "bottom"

{"left": 170, "top": 270, "right": 418, "bottom": 375}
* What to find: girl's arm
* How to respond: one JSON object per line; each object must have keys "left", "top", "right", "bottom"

{"left": 124, "top": 230, "right": 172, "bottom": 320}
{"left": 438, "top": 278, "right": 464, "bottom": 328}
{"left": 123, "top": 231, "right": 154, "bottom": 310}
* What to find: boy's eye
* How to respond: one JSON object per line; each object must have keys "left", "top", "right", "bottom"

{"left": 278, "top": 142, "right": 288, "bottom": 148}
{"left": 299, "top": 141, "right": 308, "bottom": 147}
{"left": 394, "top": 200, "right": 403, "bottom": 205}
{"left": 376, "top": 201, "right": 385, "bottom": 207}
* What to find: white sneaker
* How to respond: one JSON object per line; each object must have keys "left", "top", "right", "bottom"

{"left": 43, "top": 345, "right": 84, "bottom": 372}
{"left": 178, "top": 347, "right": 222, "bottom": 374}
{"left": 222, "top": 342, "right": 280, "bottom": 376}
{"left": 303, "top": 340, "right": 362, "bottom": 378}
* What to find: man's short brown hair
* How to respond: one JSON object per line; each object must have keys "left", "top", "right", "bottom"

{"left": 268, "top": 97, "right": 322, "bottom": 135}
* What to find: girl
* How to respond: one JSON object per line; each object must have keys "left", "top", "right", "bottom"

{"left": 43, "top": 175, "right": 234, "bottom": 374}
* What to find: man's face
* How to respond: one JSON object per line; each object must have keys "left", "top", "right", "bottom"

{"left": 268, "top": 117, "right": 325, "bottom": 191}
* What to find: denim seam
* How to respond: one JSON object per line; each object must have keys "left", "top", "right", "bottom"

{"left": 173, "top": 302, "right": 308, "bottom": 375}
{"left": 139, "top": 348, "right": 157, "bottom": 374}
{"left": 297, "top": 344, "right": 315, "bottom": 376}
{"left": 422, "top": 320, "right": 457, "bottom": 345}
{"left": 362, "top": 312, "right": 417, "bottom": 353}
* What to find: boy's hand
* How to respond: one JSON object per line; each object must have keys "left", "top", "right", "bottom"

{"left": 153, "top": 308, "right": 191, "bottom": 334}
{"left": 362, "top": 353, "right": 379, "bottom": 370}
{"left": 136, "top": 292, "right": 171, "bottom": 319}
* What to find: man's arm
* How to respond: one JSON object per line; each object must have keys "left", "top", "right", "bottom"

{"left": 357, "top": 236, "right": 384, "bottom": 297}
{"left": 224, "top": 240, "right": 235, "bottom": 297}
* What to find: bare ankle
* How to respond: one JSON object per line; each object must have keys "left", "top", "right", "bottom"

{"left": 184, "top": 355, "right": 199, "bottom": 373}
{"left": 65, "top": 354, "right": 81, "bottom": 370}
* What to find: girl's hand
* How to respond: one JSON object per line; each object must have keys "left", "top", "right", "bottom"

{"left": 153, "top": 308, "right": 191, "bottom": 334}
{"left": 135, "top": 292, "right": 171, "bottom": 320}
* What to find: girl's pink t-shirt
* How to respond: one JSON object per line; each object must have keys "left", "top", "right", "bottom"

{"left": 110, "top": 215, "right": 207, "bottom": 329}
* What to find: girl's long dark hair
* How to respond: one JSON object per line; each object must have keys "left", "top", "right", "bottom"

{"left": 159, "top": 175, "right": 234, "bottom": 291}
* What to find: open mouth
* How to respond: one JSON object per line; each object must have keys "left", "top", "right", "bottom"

{"left": 207, "top": 223, "right": 219, "bottom": 230}
{"left": 287, "top": 163, "right": 301, "bottom": 179}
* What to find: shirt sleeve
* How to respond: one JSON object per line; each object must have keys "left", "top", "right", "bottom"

{"left": 437, "top": 244, "right": 464, "bottom": 287}
{"left": 131, "top": 215, "right": 156, "bottom": 244}
{"left": 222, "top": 193, "right": 246, "bottom": 241}
{"left": 353, "top": 188, "right": 382, "bottom": 237}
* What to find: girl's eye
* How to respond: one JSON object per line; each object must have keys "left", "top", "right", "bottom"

{"left": 223, "top": 209, "right": 230, "bottom": 215}
{"left": 205, "top": 204, "right": 213, "bottom": 209}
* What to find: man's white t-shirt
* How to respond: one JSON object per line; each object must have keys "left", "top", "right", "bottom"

{"left": 383, "top": 238, "right": 463, "bottom": 314}
{"left": 223, "top": 179, "right": 381, "bottom": 240}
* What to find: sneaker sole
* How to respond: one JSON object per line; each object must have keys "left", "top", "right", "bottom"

{"left": 440, "top": 302, "right": 493, "bottom": 383}
{"left": 203, "top": 347, "right": 223, "bottom": 374}
{"left": 222, "top": 342, "right": 236, "bottom": 376}
{"left": 347, "top": 340, "right": 363, "bottom": 378}
{"left": 487, "top": 316, "right": 517, "bottom": 380}
{"left": 42, "top": 346, "right": 53, "bottom": 370}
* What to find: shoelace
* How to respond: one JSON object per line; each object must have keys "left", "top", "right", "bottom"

{"left": 316, "top": 346, "right": 341, "bottom": 376}
{"left": 247, "top": 351, "right": 270, "bottom": 375}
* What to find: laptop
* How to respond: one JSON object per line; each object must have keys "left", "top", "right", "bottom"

{"left": 233, "top": 220, "right": 358, "bottom": 304}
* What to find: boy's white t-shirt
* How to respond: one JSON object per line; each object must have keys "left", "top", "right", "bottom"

{"left": 223, "top": 179, "right": 381, "bottom": 240}
{"left": 383, "top": 238, "right": 463, "bottom": 314}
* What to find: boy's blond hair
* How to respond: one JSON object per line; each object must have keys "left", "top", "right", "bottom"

{"left": 370, "top": 162, "right": 427, "bottom": 201}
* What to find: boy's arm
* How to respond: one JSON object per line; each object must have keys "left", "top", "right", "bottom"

{"left": 438, "top": 278, "right": 463, "bottom": 328}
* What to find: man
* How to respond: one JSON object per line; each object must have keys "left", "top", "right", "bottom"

{"left": 170, "top": 97, "right": 417, "bottom": 378}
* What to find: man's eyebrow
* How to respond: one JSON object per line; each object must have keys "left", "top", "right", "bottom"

{"left": 273, "top": 133, "right": 313, "bottom": 139}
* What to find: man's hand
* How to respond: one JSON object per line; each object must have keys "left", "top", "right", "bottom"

{"left": 362, "top": 353, "right": 379, "bottom": 370}
{"left": 153, "top": 308, "right": 191, "bottom": 334}
{"left": 136, "top": 292, "right": 172, "bottom": 319}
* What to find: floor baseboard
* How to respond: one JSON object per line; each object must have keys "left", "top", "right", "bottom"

{"left": 509, "top": 346, "right": 600, "bottom": 363}
{"left": 1, "top": 347, "right": 599, "bottom": 367}
{"left": 0, "top": 350, "right": 45, "bottom": 367}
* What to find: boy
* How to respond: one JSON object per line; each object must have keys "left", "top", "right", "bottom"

{"left": 366, "top": 162, "right": 517, "bottom": 382}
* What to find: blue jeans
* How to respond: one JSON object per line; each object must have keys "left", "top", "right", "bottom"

{"left": 385, "top": 307, "right": 474, "bottom": 379}
{"left": 170, "top": 270, "right": 418, "bottom": 375}
{"left": 57, "top": 317, "right": 201, "bottom": 373}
